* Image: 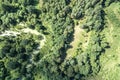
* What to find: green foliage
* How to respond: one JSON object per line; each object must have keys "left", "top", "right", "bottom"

{"left": 1, "top": 3, "right": 18, "bottom": 12}
{"left": 0, "top": 0, "right": 119, "bottom": 80}
{"left": 0, "top": 33, "right": 40, "bottom": 79}
{"left": 71, "top": 0, "right": 85, "bottom": 19}
{"left": 6, "top": 60, "right": 20, "bottom": 70}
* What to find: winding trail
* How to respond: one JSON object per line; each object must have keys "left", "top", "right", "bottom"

{"left": 0, "top": 28, "right": 46, "bottom": 49}
{"left": 0, "top": 31, "right": 20, "bottom": 36}
{"left": 22, "top": 28, "right": 46, "bottom": 49}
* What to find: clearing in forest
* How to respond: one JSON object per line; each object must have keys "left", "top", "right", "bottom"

{"left": 66, "top": 22, "right": 84, "bottom": 59}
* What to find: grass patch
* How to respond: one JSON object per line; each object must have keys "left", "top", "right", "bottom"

{"left": 66, "top": 19, "right": 90, "bottom": 59}
{"left": 99, "top": 2, "right": 120, "bottom": 80}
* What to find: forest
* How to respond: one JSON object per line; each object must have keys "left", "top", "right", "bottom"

{"left": 0, "top": 0, "right": 120, "bottom": 80}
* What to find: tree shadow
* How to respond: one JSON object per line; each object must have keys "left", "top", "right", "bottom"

{"left": 59, "top": 25, "right": 76, "bottom": 61}
{"left": 31, "top": 0, "right": 39, "bottom": 5}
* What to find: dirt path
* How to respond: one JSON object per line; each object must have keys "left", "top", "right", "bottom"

{"left": 66, "top": 25, "right": 84, "bottom": 59}
{"left": 20, "top": 23, "right": 46, "bottom": 49}
{"left": 0, "top": 28, "right": 46, "bottom": 49}
{"left": 0, "top": 31, "right": 20, "bottom": 36}
{"left": 22, "top": 28, "right": 46, "bottom": 49}
{"left": 22, "top": 28, "right": 40, "bottom": 35}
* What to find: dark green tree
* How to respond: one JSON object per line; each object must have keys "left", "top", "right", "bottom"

{"left": 6, "top": 60, "right": 20, "bottom": 70}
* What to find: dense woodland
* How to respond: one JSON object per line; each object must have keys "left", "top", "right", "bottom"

{"left": 0, "top": 0, "right": 120, "bottom": 80}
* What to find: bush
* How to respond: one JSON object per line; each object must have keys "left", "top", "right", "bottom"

{"left": 6, "top": 60, "right": 20, "bottom": 70}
